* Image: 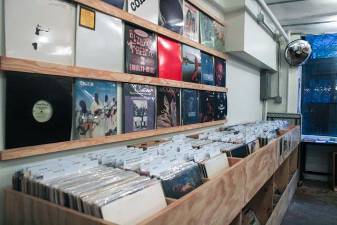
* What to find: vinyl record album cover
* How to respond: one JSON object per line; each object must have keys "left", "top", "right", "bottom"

{"left": 214, "top": 57, "right": 226, "bottom": 87}
{"left": 182, "top": 45, "right": 201, "bottom": 83}
{"left": 124, "top": 83, "right": 156, "bottom": 133}
{"left": 183, "top": 1, "right": 199, "bottom": 42}
{"left": 157, "top": 87, "right": 180, "bottom": 128}
{"left": 103, "top": 0, "right": 125, "bottom": 9}
{"left": 199, "top": 91, "right": 215, "bottom": 122}
{"left": 215, "top": 92, "right": 227, "bottom": 120}
{"left": 5, "top": 72, "right": 73, "bottom": 149}
{"left": 5, "top": 0, "right": 76, "bottom": 65}
{"left": 182, "top": 89, "right": 199, "bottom": 125}
{"left": 214, "top": 21, "right": 225, "bottom": 52}
{"left": 125, "top": 24, "right": 157, "bottom": 76}
{"left": 128, "top": 0, "right": 159, "bottom": 24}
{"left": 200, "top": 12, "right": 215, "bottom": 48}
{"left": 159, "top": 0, "right": 183, "bottom": 34}
{"left": 158, "top": 35, "right": 182, "bottom": 81}
{"left": 76, "top": 7, "right": 124, "bottom": 72}
{"left": 201, "top": 52, "right": 215, "bottom": 85}
{"left": 74, "top": 79, "right": 117, "bottom": 139}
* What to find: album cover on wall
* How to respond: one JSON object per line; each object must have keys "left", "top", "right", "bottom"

{"left": 76, "top": 7, "right": 124, "bottom": 72}
{"left": 214, "top": 57, "right": 226, "bottom": 87}
{"left": 128, "top": 0, "right": 159, "bottom": 24}
{"left": 215, "top": 92, "right": 227, "bottom": 120}
{"left": 201, "top": 52, "right": 215, "bottom": 85}
{"left": 157, "top": 87, "right": 180, "bottom": 128}
{"left": 4, "top": 0, "right": 76, "bottom": 65}
{"left": 183, "top": 1, "right": 199, "bottom": 42}
{"left": 200, "top": 12, "right": 215, "bottom": 48}
{"left": 5, "top": 72, "right": 73, "bottom": 149}
{"left": 125, "top": 24, "right": 157, "bottom": 76}
{"left": 159, "top": 0, "right": 184, "bottom": 34}
{"left": 199, "top": 91, "right": 215, "bottom": 122}
{"left": 103, "top": 0, "right": 125, "bottom": 9}
{"left": 181, "top": 89, "right": 199, "bottom": 125}
{"left": 74, "top": 79, "right": 117, "bottom": 139}
{"left": 182, "top": 45, "right": 201, "bottom": 83}
{"left": 158, "top": 35, "right": 182, "bottom": 81}
{"left": 124, "top": 83, "right": 156, "bottom": 133}
{"left": 214, "top": 21, "right": 225, "bottom": 52}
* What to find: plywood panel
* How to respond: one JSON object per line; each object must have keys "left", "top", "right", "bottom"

{"left": 274, "top": 159, "right": 290, "bottom": 193}
{"left": 289, "top": 148, "right": 299, "bottom": 177}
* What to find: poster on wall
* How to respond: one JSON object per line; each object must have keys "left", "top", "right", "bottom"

{"left": 182, "top": 89, "right": 199, "bottom": 125}
{"left": 76, "top": 7, "right": 124, "bottom": 72}
{"left": 157, "top": 87, "right": 181, "bottom": 128}
{"left": 182, "top": 45, "right": 201, "bottom": 83}
{"left": 214, "top": 21, "right": 225, "bottom": 52}
{"left": 183, "top": 1, "right": 199, "bottom": 42}
{"left": 215, "top": 92, "right": 227, "bottom": 120}
{"left": 103, "top": 0, "right": 125, "bottom": 9}
{"left": 200, "top": 12, "right": 215, "bottom": 48}
{"left": 74, "top": 79, "right": 118, "bottom": 139}
{"left": 201, "top": 52, "right": 215, "bottom": 85}
{"left": 159, "top": 0, "right": 184, "bottom": 34}
{"left": 124, "top": 83, "right": 156, "bottom": 133}
{"left": 125, "top": 24, "right": 157, "bottom": 76}
{"left": 128, "top": 0, "right": 159, "bottom": 24}
{"left": 199, "top": 91, "right": 215, "bottom": 122}
{"left": 214, "top": 57, "right": 226, "bottom": 87}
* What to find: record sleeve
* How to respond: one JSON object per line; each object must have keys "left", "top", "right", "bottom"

{"left": 181, "top": 89, "right": 199, "bottom": 125}
{"left": 200, "top": 12, "right": 215, "bottom": 48}
{"left": 125, "top": 24, "right": 157, "bottom": 76}
{"left": 214, "top": 21, "right": 225, "bottom": 52}
{"left": 74, "top": 79, "right": 118, "bottom": 139}
{"left": 158, "top": 35, "right": 182, "bottom": 81}
{"left": 182, "top": 45, "right": 201, "bottom": 83}
{"left": 4, "top": 0, "right": 76, "bottom": 65}
{"left": 214, "top": 57, "right": 226, "bottom": 87}
{"left": 201, "top": 52, "right": 215, "bottom": 85}
{"left": 76, "top": 7, "right": 124, "bottom": 72}
{"left": 157, "top": 87, "right": 181, "bottom": 128}
{"left": 159, "top": 0, "right": 183, "bottom": 34}
{"left": 124, "top": 83, "right": 156, "bottom": 133}
{"left": 183, "top": 2, "right": 199, "bottom": 42}
{"left": 103, "top": 0, "right": 125, "bottom": 9}
{"left": 128, "top": 0, "right": 159, "bottom": 24}
{"left": 5, "top": 72, "right": 73, "bottom": 149}
{"left": 214, "top": 92, "right": 227, "bottom": 120}
{"left": 199, "top": 91, "right": 215, "bottom": 123}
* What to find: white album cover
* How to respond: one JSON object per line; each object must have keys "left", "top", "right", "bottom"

{"left": 127, "top": 0, "right": 159, "bottom": 24}
{"left": 203, "top": 153, "right": 229, "bottom": 178}
{"left": 75, "top": 6, "right": 124, "bottom": 72}
{"left": 183, "top": 1, "right": 199, "bottom": 42}
{"left": 4, "top": 0, "right": 76, "bottom": 65}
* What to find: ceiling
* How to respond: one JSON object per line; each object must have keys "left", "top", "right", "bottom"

{"left": 265, "top": 0, "right": 337, "bottom": 35}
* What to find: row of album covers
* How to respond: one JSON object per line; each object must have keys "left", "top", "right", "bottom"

{"left": 5, "top": 72, "right": 227, "bottom": 149}
{"left": 5, "top": 0, "right": 226, "bottom": 86}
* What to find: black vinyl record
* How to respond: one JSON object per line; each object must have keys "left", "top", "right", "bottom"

{"left": 5, "top": 72, "right": 73, "bottom": 149}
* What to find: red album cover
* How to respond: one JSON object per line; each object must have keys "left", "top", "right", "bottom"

{"left": 158, "top": 36, "right": 182, "bottom": 81}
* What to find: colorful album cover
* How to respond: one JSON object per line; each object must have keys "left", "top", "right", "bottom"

{"left": 158, "top": 35, "right": 182, "bottom": 81}
{"left": 128, "top": 0, "right": 159, "bottom": 24}
{"left": 159, "top": 0, "right": 183, "bottom": 34}
{"left": 125, "top": 24, "right": 157, "bottom": 76}
{"left": 157, "top": 87, "right": 180, "bottom": 128}
{"left": 183, "top": 1, "right": 199, "bottom": 42}
{"left": 103, "top": 0, "right": 125, "bottom": 9}
{"left": 215, "top": 92, "right": 227, "bottom": 121}
{"left": 74, "top": 79, "right": 117, "bottom": 139}
{"left": 200, "top": 12, "right": 215, "bottom": 48}
{"left": 182, "top": 45, "right": 201, "bottom": 83}
{"left": 182, "top": 89, "right": 199, "bottom": 125}
{"left": 201, "top": 52, "right": 215, "bottom": 85}
{"left": 124, "top": 83, "right": 156, "bottom": 133}
{"left": 214, "top": 21, "right": 225, "bottom": 52}
{"left": 214, "top": 57, "right": 226, "bottom": 87}
{"left": 199, "top": 91, "right": 215, "bottom": 122}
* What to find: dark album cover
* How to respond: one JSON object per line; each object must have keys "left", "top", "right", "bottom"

{"left": 124, "top": 83, "right": 156, "bottom": 133}
{"left": 125, "top": 24, "right": 157, "bottom": 76}
{"left": 5, "top": 72, "right": 72, "bottom": 149}
{"left": 183, "top": 1, "right": 199, "bottom": 42}
{"left": 157, "top": 87, "right": 180, "bottom": 128}
{"left": 103, "top": 0, "right": 124, "bottom": 9}
{"left": 182, "top": 45, "right": 201, "bottom": 83}
{"left": 199, "top": 91, "right": 215, "bottom": 122}
{"left": 214, "top": 21, "right": 225, "bottom": 52}
{"left": 201, "top": 52, "right": 215, "bottom": 85}
{"left": 214, "top": 92, "right": 227, "bottom": 120}
{"left": 182, "top": 89, "right": 199, "bottom": 125}
{"left": 214, "top": 57, "right": 226, "bottom": 87}
{"left": 74, "top": 79, "right": 117, "bottom": 139}
{"left": 200, "top": 12, "right": 215, "bottom": 48}
{"left": 159, "top": 0, "right": 183, "bottom": 34}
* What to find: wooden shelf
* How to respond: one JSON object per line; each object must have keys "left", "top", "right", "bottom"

{"left": 73, "top": 0, "right": 229, "bottom": 60}
{"left": 0, "top": 57, "right": 227, "bottom": 93}
{"left": 0, "top": 120, "right": 226, "bottom": 161}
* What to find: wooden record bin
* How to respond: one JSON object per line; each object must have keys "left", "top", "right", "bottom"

{"left": 4, "top": 126, "right": 300, "bottom": 225}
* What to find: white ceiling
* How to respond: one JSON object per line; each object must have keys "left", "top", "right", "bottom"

{"left": 265, "top": 0, "right": 337, "bottom": 34}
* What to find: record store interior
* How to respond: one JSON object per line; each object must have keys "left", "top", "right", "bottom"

{"left": 1, "top": 0, "right": 337, "bottom": 225}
